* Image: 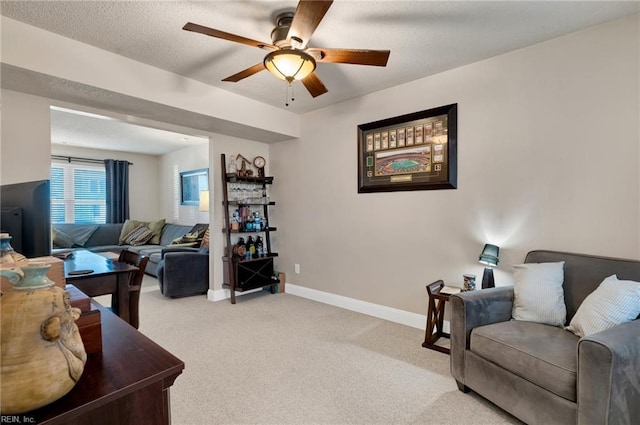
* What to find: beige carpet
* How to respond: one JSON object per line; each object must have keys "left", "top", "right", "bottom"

{"left": 115, "top": 276, "right": 522, "bottom": 425}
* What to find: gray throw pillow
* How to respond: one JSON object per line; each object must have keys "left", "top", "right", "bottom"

{"left": 122, "top": 225, "right": 154, "bottom": 246}
{"left": 512, "top": 261, "right": 566, "bottom": 327}
{"left": 566, "top": 275, "right": 640, "bottom": 337}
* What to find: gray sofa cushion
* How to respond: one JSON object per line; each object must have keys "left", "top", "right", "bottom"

{"left": 125, "top": 245, "right": 163, "bottom": 256}
{"left": 83, "top": 223, "right": 124, "bottom": 247}
{"left": 159, "top": 224, "right": 194, "bottom": 246}
{"left": 88, "top": 245, "right": 123, "bottom": 253}
{"left": 471, "top": 320, "right": 579, "bottom": 401}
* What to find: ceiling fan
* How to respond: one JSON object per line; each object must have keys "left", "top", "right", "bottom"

{"left": 183, "top": 0, "right": 390, "bottom": 102}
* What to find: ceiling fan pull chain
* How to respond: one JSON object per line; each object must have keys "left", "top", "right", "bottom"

{"left": 284, "top": 81, "right": 296, "bottom": 107}
{"left": 291, "top": 83, "right": 295, "bottom": 103}
{"left": 285, "top": 81, "right": 290, "bottom": 107}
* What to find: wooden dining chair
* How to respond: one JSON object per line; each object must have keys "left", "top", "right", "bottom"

{"left": 112, "top": 249, "right": 149, "bottom": 329}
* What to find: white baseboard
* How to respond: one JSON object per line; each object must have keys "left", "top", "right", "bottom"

{"left": 207, "top": 287, "right": 263, "bottom": 302}
{"left": 286, "top": 283, "right": 442, "bottom": 331}
{"left": 208, "top": 283, "right": 451, "bottom": 334}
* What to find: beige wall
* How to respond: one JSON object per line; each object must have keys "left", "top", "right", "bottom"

{"left": 52, "top": 144, "right": 161, "bottom": 220}
{"left": 0, "top": 90, "right": 51, "bottom": 185}
{"left": 271, "top": 15, "right": 640, "bottom": 314}
{"left": 158, "top": 142, "right": 210, "bottom": 226}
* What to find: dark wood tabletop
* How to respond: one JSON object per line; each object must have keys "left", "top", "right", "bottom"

{"left": 64, "top": 250, "right": 138, "bottom": 323}
{"left": 26, "top": 302, "right": 185, "bottom": 425}
{"left": 64, "top": 250, "right": 137, "bottom": 281}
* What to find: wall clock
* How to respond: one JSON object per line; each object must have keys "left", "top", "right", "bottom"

{"left": 253, "top": 156, "right": 266, "bottom": 177}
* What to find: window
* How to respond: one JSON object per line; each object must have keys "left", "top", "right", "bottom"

{"left": 51, "top": 163, "right": 106, "bottom": 223}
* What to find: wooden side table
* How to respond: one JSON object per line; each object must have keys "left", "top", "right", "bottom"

{"left": 422, "top": 280, "right": 451, "bottom": 354}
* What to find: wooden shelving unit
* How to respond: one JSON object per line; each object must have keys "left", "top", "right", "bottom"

{"left": 220, "top": 154, "right": 279, "bottom": 304}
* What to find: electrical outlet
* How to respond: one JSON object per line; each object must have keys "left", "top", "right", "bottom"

{"left": 294, "top": 264, "right": 300, "bottom": 274}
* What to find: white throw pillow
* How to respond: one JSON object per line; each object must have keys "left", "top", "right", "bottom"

{"left": 512, "top": 262, "right": 566, "bottom": 327}
{"left": 566, "top": 275, "right": 640, "bottom": 338}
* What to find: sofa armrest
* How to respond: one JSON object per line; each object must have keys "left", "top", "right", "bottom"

{"left": 450, "top": 286, "right": 514, "bottom": 385}
{"left": 161, "top": 246, "right": 199, "bottom": 259}
{"left": 163, "top": 251, "right": 209, "bottom": 270}
{"left": 158, "top": 252, "right": 210, "bottom": 297}
{"left": 577, "top": 319, "right": 640, "bottom": 425}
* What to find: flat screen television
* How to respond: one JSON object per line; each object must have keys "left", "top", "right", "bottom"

{"left": 0, "top": 179, "right": 51, "bottom": 258}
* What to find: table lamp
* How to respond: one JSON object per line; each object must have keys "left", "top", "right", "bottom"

{"left": 199, "top": 190, "right": 210, "bottom": 212}
{"left": 478, "top": 243, "right": 499, "bottom": 289}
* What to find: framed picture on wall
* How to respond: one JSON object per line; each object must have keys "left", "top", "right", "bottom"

{"left": 357, "top": 103, "right": 457, "bottom": 193}
{"left": 180, "top": 168, "right": 209, "bottom": 205}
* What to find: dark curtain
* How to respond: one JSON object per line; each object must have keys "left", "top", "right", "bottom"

{"left": 104, "top": 159, "right": 130, "bottom": 224}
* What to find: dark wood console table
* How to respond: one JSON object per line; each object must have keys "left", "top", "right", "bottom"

{"left": 24, "top": 303, "right": 184, "bottom": 425}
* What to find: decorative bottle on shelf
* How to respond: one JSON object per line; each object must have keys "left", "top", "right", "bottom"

{"left": 246, "top": 236, "right": 255, "bottom": 259}
{"left": 255, "top": 236, "right": 264, "bottom": 257}
{"left": 228, "top": 154, "right": 237, "bottom": 174}
{"left": 240, "top": 206, "right": 250, "bottom": 231}
{"left": 231, "top": 210, "right": 240, "bottom": 231}
{"left": 253, "top": 212, "right": 261, "bottom": 231}
{"left": 232, "top": 237, "right": 246, "bottom": 258}
{"left": 246, "top": 214, "right": 255, "bottom": 232}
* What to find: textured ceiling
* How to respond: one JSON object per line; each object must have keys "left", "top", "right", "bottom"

{"left": 2, "top": 1, "right": 639, "bottom": 115}
{"left": 0, "top": 0, "right": 640, "bottom": 153}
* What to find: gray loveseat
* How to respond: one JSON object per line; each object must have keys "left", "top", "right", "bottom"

{"left": 52, "top": 222, "right": 199, "bottom": 277}
{"left": 450, "top": 250, "right": 640, "bottom": 425}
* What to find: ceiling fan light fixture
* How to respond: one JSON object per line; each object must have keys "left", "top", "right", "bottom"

{"left": 264, "top": 49, "right": 316, "bottom": 83}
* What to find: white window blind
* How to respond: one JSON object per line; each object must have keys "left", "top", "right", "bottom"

{"left": 50, "top": 163, "right": 106, "bottom": 224}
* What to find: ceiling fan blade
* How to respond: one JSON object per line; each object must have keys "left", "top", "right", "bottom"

{"left": 183, "top": 22, "right": 276, "bottom": 50}
{"left": 307, "top": 48, "right": 390, "bottom": 67}
{"left": 287, "top": 0, "right": 333, "bottom": 48}
{"left": 301, "top": 72, "right": 328, "bottom": 98}
{"left": 222, "top": 63, "right": 266, "bottom": 83}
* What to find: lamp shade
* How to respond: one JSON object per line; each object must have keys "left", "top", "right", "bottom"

{"left": 199, "top": 190, "right": 209, "bottom": 212}
{"left": 478, "top": 243, "right": 500, "bottom": 267}
{"left": 264, "top": 49, "right": 316, "bottom": 82}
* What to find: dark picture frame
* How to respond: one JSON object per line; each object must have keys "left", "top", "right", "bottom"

{"left": 180, "top": 168, "right": 209, "bottom": 206}
{"left": 357, "top": 103, "right": 457, "bottom": 193}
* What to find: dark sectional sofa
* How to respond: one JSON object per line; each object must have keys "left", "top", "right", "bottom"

{"left": 52, "top": 222, "right": 198, "bottom": 277}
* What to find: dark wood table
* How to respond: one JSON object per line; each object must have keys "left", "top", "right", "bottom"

{"left": 64, "top": 250, "right": 138, "bottom": 323}
{"left": 422, "top": 280, "right": 452, "bottom": 354}
{"left": 24, "top": 302, "right": 184, "bottom": 424}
